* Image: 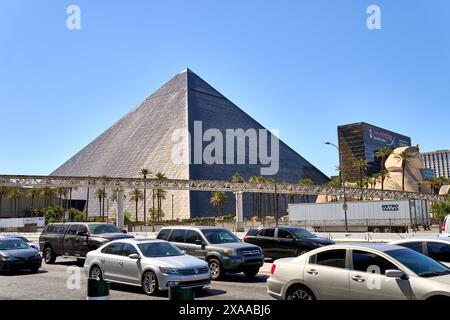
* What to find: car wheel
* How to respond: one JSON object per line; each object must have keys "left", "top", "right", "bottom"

{"left": 142, "top": 271, "right": 159, "bottom": 296}
{"left": 243, "top": 267, "right": 260, "bottom": 277}
{"left": 297, "top": 249, "right": 309, "bottom": 256}
{"left": 208, "top": 258, "right": 224, "bottom": 280}
{"left": 286, "top": 285, "right": 316, "bottom": 301}
{"left": 44, "top": 247, "right": 56, "bottom": 264}
{"left": 89, "top": 266, "right": 103, "bottom": 281}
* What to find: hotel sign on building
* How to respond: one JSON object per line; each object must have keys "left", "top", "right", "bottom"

{"left": 338, "top": 122, "right": 412, "bottom": 181}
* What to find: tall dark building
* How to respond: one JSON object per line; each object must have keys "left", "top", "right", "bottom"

{"left": 52, "top": 69, "right": 329, "bottom": 219}
{"left": 338, "top": 122, "right": 411, "bottom": 181}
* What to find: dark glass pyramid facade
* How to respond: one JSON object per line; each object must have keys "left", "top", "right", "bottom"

{"left": 52, "top": 69, "right": 329, "bottom": 219}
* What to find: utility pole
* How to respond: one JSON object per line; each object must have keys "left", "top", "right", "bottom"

{"left": 171, "top": 194, "right": 174, "bottom": 221}
{"left": 325, "top": 141, "right": 348, "bottom": 232}
{"left": 274, "top": 175, "right": 279, "bottom": 226}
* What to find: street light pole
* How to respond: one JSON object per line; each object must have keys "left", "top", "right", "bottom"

{"left": 325, "top": 141, "right": 348, "bottom": 232}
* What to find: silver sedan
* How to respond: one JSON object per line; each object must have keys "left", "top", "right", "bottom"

{"left": 84, "top": 239, "right": 211, "bottom": 295}
{"left": 267, "top": 243, "right": 450, "bottom": 300}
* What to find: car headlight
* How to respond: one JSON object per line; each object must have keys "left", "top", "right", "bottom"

{"left": 223, "top": 248, "right": 237, "bottom": 256}
{"left": 0, "top": 254, "right": 10, "bottom": 260}
{"left": 159, "top": 267, "right": 178, "bottom": 274}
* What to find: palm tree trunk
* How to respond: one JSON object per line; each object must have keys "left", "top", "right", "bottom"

{"left": 402, "top": 166, "right": 406, "bottom": 191}
{"left": 135, "top": 199, "right": 138, "bottom": 223}
{"left": 69, "top": 188, "right": 72, "bottom": 210}
{"left": 86, "top": 187, "right": 90, "bottom": 219}
{"left": 143, "top": 188, "right": 147, "bottom": 225}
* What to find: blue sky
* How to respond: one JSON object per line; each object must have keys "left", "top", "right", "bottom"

{"left": 0, "top": 0, "right": 449, "bottom": 178}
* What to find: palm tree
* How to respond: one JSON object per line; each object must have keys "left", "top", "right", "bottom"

{"left": 129, "top": 189, "right": 144, "bottom": 223}
{"left": 298, "top": 178, "right": 313, "bottom": 203}
{"left": 95, "top": 189, "right": 106, "bottom": 220}
{"left": 85, "top": 176, "right": 93, "bottom": 219}
{"left": 56, "top": 187, "right": 68, "bottom": 208}
{"left": 8, "top": 187, "right": 22, "bottom": 216}
{"left": 231, "top": 172, "right": 244, "bottom": 183}
{"left": 248, "top": 176, "right": 258, "bottom": 218}
{"left": 67, "top": 179, "right": 78, "bottom": 211}
{"left": 0, "top": 186, "right": 9, "bottom": 216}
{"left": 139, "top": 168, "right": 151, "bottom": 225}
{"left": 353, "top": 158, "right": 369, "bottom": 198}
{"left": 28, "top": 188, "right": 41, "bottom": 216}
{"left": 42, "top": 187, "right": 56, "bottom": 209}
{"left": 155, "top": 172, "right": 167, "bottom": 222}
{"left": 210, "top": 191, "right": 227, "bottom": 218}
{"left": 374, "top": 147, "right": 393, "bottom": 193}
{"left": 394, "top": 151, "right": 415, "bottom": 191}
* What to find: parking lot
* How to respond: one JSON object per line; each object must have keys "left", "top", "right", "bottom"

{"left": 0, "top": 258, "right": 274, "bottom": 300}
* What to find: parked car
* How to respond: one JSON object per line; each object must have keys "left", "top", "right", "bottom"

{"left": 243, "top": 226, "right": 334, "bottom": 260}
{"left": 267, "top": 243, "right": 450, "bottom": 300}
{"left": 0, "top": 237, "right": 42, "bottom": 273}
{"left": 85, "top": 239, "right": 211, "bottom": 295}
{"left": 1, "top": 235, "right": 39, "bottom": 251}
{"left": 157, "top": 226, "right": 264, "bottom": 280}
{"left": 39, "top": 222, "right": 134, "bottom": 265}
{"left": 443, "top": 215, "right": 450, "bottom": 236}
{"left": 390, "top": 237, "right": 450, "bottom": 267}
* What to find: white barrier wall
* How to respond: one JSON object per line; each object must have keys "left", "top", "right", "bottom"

{"left": 0, "top": 217, "right": 45, "bottom": 229}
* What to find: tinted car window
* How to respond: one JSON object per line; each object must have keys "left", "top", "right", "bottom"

{"left": 138, "top": 242, "right": 183, "bottom": 258}
{"left": 102, "top": 242, "right": 124, "bottom": 255}
{"left": 352, "top": 250, "right": 398, "bottom": 274}
{"left": 246, "top": 229, "right": 259, "bottom": 236}
{"left": 315, "top": 249, "right": 346, "bottom": 269}
{"left": 202, "top": 229, "right": 240, "bottom": 244}
{"left": 427, "top": 242, "right": 450, "bottom": 263}
{"left": 169, "top": 229, "right": 186, "bottom": 243}
{"left": 186, "top": 230, "right": 201, "bottom": 244}
{"left": 122, "top": 244, "right": 138, "bottom": 256}
{"left": 45, "top": 225, "right": 65, "bottom": 234}
{"left": 89, "top": 224, "right": 121, "bottom": 234}
{"left": 0, "top": 239, "right": 29, "bottom": 250}
{"left": 67, "top": 224, "right": 79, "bottom": 235}
{"left": 263, "top": 228, "right": 275, "bottom": 238}
{"left": 386, "top": 248, "right": 450, "bottom": 278}
{"left": 278, "top": 229, "right": 294, "bottom": 239}
{"left": 77, "top": 225, "right": 88, "bottom": 234}
{"left": 157, "top": 229, "right": 171, "bottom": 240}
{"left": 398, "top": 242, "right": 423, "bottom": 253}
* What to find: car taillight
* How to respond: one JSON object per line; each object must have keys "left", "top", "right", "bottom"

{"left": 243, "top": 236, "right": 248, "bottom": 242}
{"left": 443, "top": 222, "right": 446, "bottom": 232}
{"left": 270, "top": 264, "right": 276, "bottom": 275}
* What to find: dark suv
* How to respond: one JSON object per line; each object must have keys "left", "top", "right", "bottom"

{"left": 157, "top": 226, "right": 264, "bottom": 280}
{"left": 243, "top": 226, "right": 334, "bottom": 260}
{"left": 39, "top": 222, "right": 134, "bottom": 265}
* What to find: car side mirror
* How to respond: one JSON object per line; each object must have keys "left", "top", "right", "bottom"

{"left": 128, "top": 253, "right": 140, "bottom": 260}
{"left": 385, "top": 270, "right": 406, "bottom": 279}
{"left": 122, "top": 229, "right": 128, "bottom": 234}
{"left": 195, "top": 239, "right": 205, "bottom": 247}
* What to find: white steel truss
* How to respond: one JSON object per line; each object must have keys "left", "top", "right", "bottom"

{"left": 0, "top": 174, "right": 446, "bottom": 202}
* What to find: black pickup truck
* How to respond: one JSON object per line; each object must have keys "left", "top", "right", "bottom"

{"left": 39, "top": 222, "right": 134, "bottom": 265}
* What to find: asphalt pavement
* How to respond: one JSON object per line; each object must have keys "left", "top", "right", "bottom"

{"left": 0, "top": 257, "right": 274, "bottom": 300}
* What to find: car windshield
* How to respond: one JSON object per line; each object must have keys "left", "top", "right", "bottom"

{"left": 138, "top": 242, "right": 183, "bottom": 258}
{"left": 88, "top": 224, "right": 121, "bottom": 235}
{"left": 0, "top": 239, "right": 29, "bottom": 250}
{"left": 202, "top": 229, "right": 240, "bottom": 244}
{"left": 386, "top": 248, "right": 450, "bottom": 278}
{"left": 290, "top": 228, "right": 316, "bottom": 239}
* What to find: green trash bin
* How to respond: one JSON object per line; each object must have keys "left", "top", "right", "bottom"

{"left": 168, "top": 286, "right": 195, "bottom": 300}
{"left": 87, "top": 278, "right": 110, "bottom": 300}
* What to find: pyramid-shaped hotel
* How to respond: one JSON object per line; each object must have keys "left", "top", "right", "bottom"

{"left": 52, "top": 69, "right": 329, "bottom": 219}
